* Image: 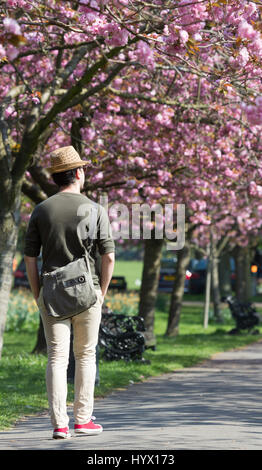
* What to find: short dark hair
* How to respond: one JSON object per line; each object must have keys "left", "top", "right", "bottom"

{"left": 52, "top": 167, "right": 80, "bottom": 187}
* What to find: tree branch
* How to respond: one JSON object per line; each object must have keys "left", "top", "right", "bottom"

{"left": 107, "top": 86, "right": 211, "bottom": 110}
{"left": 67, "top": 61, "right": 128, "bottom": 110}
{"left": 28, "top": 163, "right": 58, "bottom": 198}
{"left": 21, "top": 179, "right": 48, "bottom": 204}
{"left": 11, "top": 38, "right": 139, "bottom": 182}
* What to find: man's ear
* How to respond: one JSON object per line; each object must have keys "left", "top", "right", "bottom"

{"left": 75, "top": 168, "right": 82, "bottom": 180}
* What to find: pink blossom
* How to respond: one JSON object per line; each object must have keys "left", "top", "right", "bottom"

{"left": 95, "top": 171, "right": 104, "bottom": 181}
{"left": 0, "top": 45, "right": 6, "bottom": 58}
{"left": 249, "top": 181, "right": 262, "bottom": 197}
{"left": 6, "top": 0, "right": 31, "bottom": 7}
{"left": 115, "top": 158, "right": 124, "bottom": 167}
{"left": 5, "top": 44, "right": 19, "bottom": 60}
{"left": 24, "top": 31, "right": 44, "bottom": 43}
{"left": 4, "top": 105, "right": 15, "bottom": 118}
{"left": 191, "top": 200, "right": 207, "bottom": 211}
{"left": 177, "top": 0, "right": 208, "bottom": 33}
{"left": 165, "top": 24, "right": 180, "bottom": 44}
{"left": 193, "top": 33, "right": 202, "bottom": 41}
{"left": 237, "top": 47, "right": 249, "bottom": 67}
{"left": 243, "top": 3, "right": 257, "bottom": 19}
{"left": 224, "top": 168, "right": 239, "bottom": 179}
{"left": 113, "top": 0, "right": 129, "bottom": 5}
{"left": 155, "top": 107, "right": 174, "bottom": 127}
{"left": 157, "top": 169, "right": 171, "bottom": 182}
{"left": 179, "top": 30, "right": 189, "bottom": 44}
{"left": 84, "top": 128, "right": 96, "bottom": 141}
{"left": 114, "top": 78, "right": 123, "bottom": 86}
{"left": 214, "top": 150, "right": 221, "bottom": 159}
{"left": 31, "top": 96, "right": 40, "bottom": 104}
{"left": 99, "top": 23, "right": 129, "bottom": 47}
{"left": 242, "top": 99, "right": 262, "bottom": 126}
{"left": 135, "top": 41, "right": 155, "bottom": 70}
{"left": 3, "top": 17, "right": 21, "bottom": 35}
{"left": 192, "top": 212, "right": 211, "bottom": 226}
{"left": 255, "top": 96, "right": 262, "bottom": 107}
{"left": 107, "top": 102, "right": 121, "bottom": 112}
{"left": 249, "top": 37, "right": 262, "bottom": 58}
{"left": 237, "top": 20, "right": 257, "bottom": 40}
{"left": 133, "top": 156, "right": 146, "bottom": 168}
{"left": 64, "top": 32, "right": 85, "bottom": 45}
{"left": 212, "top": 6, "right": 224, "bottom": 22}
{"left": 257, "top": 205, "right": 262, "bottom": 216}
{"left": 229, "top": 46, "right": 250, "bottom": 69}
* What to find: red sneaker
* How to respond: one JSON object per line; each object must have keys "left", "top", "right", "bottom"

{"left": 53, "top": 427, "right": 71, "bottom": 439}
{"left": 74, "top": 416, "right": 103, "bottom": 435}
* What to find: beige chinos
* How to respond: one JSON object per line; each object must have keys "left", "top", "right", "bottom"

{"left": 37, "top": 286, "right": 103, "bottom": 429}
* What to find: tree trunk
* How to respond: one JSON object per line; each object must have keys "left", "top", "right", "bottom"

{"left": 219, "top": 249, "right": 232, "bottom": 299}
{"left": 32, "top": 316, "right": 47, "bottom": 354}
{"left": 203, "top": 251, "right": 212, "bottom": 329}
{"left": 138, "top": 237, "right": 164, "bottom": 349}
{"left": 211, "top": 254, "right": 223, "bottom": 322}
{"left": 232, "top": 245, "right": 252, "bottom": 303}
{"left": 210, "top": 234, "right": 223, "bottom": 323}
{"left": 0, "top": 208, "right": 20, "bottom": 359}
{"left": 165, "top": 237, "right": 191, "bottom": 337}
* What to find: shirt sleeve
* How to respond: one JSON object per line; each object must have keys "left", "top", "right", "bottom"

{"left": 96, "top": 205, "right": 115, "bottom": 255}
{"left": 24, "top": 208, "right": 42, "bottom": 257}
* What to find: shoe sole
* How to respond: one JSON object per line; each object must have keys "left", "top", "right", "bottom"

{"left": 53, "top": 433, "right": 71, "bottom": 439}
{"left": 74, "top": 428, "right": 103, "bottom": 435}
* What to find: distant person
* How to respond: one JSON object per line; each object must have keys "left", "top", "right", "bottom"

{"left": 24, "top": 146, "right": 115, "bottom": 439}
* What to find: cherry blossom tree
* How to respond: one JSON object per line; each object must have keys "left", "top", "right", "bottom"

{"left": 73, "top": 66, "right": 262, "bottom": 337}
{"left": 1, "top": 0, "right": 262, "bottom": 356}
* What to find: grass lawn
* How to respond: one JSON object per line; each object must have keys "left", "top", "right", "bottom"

{"left": 113, "top": 260, "right": 143, "bottom": 290}
{"left": 1, "top": 288, "right": 262, "bottom": 430}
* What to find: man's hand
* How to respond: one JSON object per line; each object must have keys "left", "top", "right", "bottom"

{"left": 24, "top": 255, "right": 40, "bottom": 302}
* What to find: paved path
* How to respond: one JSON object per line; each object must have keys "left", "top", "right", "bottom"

{"left": 1, "top": 341, "right": 262, "bottom": 451}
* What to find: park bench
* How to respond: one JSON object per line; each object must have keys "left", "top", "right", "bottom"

{"left": 98, "top": 304, "right": 146, "bottom": 361}
{"left": 67, "top": 304, "right": 147, "bottom": 384}
{"left": 108, "top": 276, "right": 127, "bottom": 291}
{"left": 223, "top": 295, "right": 260, "bottom": 335}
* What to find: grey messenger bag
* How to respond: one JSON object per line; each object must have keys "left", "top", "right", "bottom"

{"left": 41, "top": 239, "right": 97, "bottom": 320}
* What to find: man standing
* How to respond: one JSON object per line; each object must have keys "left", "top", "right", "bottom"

{"left": 24, "top": 146, "right": 115, "bottom": 439}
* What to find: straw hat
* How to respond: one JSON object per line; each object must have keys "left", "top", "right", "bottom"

{"left": 47, "top": 146, "right": 88, "bottom": 174}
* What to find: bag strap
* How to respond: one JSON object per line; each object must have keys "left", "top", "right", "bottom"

{"left": 83, "top": 206, "right": 98, "bottom": 273}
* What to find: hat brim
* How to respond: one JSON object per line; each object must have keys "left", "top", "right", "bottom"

{"left": 47, "top": 161, "right": 88, "bottom": 174}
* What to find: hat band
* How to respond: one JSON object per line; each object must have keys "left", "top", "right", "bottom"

{"left": 49, "top": 161, "right": 87, "bottom": 173}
